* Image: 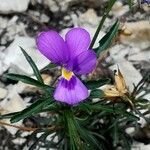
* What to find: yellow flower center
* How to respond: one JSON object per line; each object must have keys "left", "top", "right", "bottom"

{"left": 62, "top": 68, "right": 73, "bottom": 81}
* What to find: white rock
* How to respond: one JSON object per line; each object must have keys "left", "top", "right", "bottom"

{"left": 78, "top": 9, "right": 100, "bottom": 27}
{"left": 12, "top": 138, "right": 26, "bottom": 145}
{"left": 40, "top": 14, "right": 49, "bottom": 23}
{"left": 0, "top": 17, "right": 8, "bottom": 29}
{"left": 44, "top": 0, "right": 59, "bottom": 12}
{"left": 0, "top": 0, "right": 30, "bottom": 14}
{"left": 111, "top": 1, "right": 129, "bottom": 17}
{"left": 0, "top": 81, "right": 29, "bottom": 134}
{"left": 44, "top": 0, "right": 72, "bottom": 12}
{"left": 142, "top": 3, "right": 150, "bottom": 12}
{"left": 132, "top": 142, "right": 150, "bottom": 150}
{"left": 125, "top": 127, "right": 135, "bottom": 135}
{"left": 0, "top": 50, "right": 8, "bottom": 75}
{"left": 128, "top": 51, "right": 150, "bottom": 62}
{"left": 109, "top": 44, "right": 130, "bottom": 61}
{"left": 109, "top": 60, "right": 142, "bottom": 91}
{"left": 3, "top": 36, "right": 49, "bottom": 75}
{"left": 0, "top": 61, "right": 3, "bottom": 75}
{"left": 7, "top": 15, "right": 19, "bottom": 26}
{"left": 0, "top": 88, "right": 7, "bottom": 99}
{"left": 1, "top": 92, "right": 27, "bottom": 134}
{"left": 120, "top": 21, "right": 150, "bottom": 50}
{"left": 3, "top": 94, "right": 26, "bottom": 114}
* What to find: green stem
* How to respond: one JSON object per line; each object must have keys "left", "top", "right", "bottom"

{"left": 64, "top": 110, "right": 83, "bottom": 150}
{"left": 90, "top": 14, "right": 107, "bottom": 49}
{"left": 90, "top": 0, "right": 117, "bottom": 49}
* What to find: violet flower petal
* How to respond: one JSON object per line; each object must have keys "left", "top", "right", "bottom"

{"left": 36, "top": 31, "right": 69, "bottom": 65}
{"left": 54, "top": 76, "right": 88, "bottom": 105}
{"left": 65, "top": 28, "right": 91, "bottom": 59}
{"left": 67, "top": 50, "right": 97, "bottom": 75}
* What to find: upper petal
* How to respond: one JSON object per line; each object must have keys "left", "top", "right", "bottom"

{"left": 65, "top": 28, "right": 91, "bottom": 59}
{"left": 71, "top": 50, "right": 97, "bottom": 75}
{"left": 36, "top": 31, "right": 69, "bottom": 65}
{"left": 54, "top": 76, "right": 88, "bottom": 105}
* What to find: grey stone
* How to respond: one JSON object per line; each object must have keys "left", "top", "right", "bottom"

{"left": 0, "top": 88, "right": 7, "bottom": 100}
{"left": 3, "top": 36, "right": 49, "bottom": 75}
{"left": 0, "top": 0, "right": 30, "bottom": 14}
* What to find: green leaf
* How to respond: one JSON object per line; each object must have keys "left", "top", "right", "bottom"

{"left": 0, "top": 112, "right": 19, "bottom": 120}
{"left": 85, "top": 78, "right": 111, "bottom": 89}
{"left": 94, "top": 20, "right": 119, "bottom": 56}
{"left": 10, "top": 98, "right": 54, "bottom": 123}
{"left": 121, "top": 133, "right": 132, "bottom": 150}
{"left": 89, "top": 89, "right": 104, "bottom": 99}
{"left": 5, "top": 73, "right": 53, "bottom": 92}
{"left": 113, "top": 123, "right": 118, "bottom": 147}
{"left": 91, "top": 104, "right": 115, "bottom": 113}
{"left": 79, "top": 103, "right": 114, "bottom": 113}
{"left": 136, "top": 98, "right": 149, "bottom": 104}
{"left": 20, "top": 47, "right": 43, "bottom": 83}
{"left": 74, "top": 119, "right": 101, "bottom": 149}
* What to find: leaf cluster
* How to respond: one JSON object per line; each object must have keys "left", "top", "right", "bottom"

{"left": 1, "top": 46, "right": 149, "bottom": 150}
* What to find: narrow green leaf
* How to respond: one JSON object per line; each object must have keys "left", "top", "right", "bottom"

{"left": 20, "top": 47, "right": 43, "bottom": 83}
{"left": 113, "top": 123, "right": 118, "bottom": 147}
{"left": 106, "top": 0, "right": 117, "bottom": 12}
{"left": 79, "top": 103, "right": 114, "bottom": 113}
{"left": 79, "top": 103, "right": 139, "bottom": 120}
{"left": 94, "top": 20, "right": 119, "bottom": 56}
{"left": 121, "top": 133, "right": 132, "bottom": 150}
{"left": 136, "top": 98, "right": 149, "bottom": 104}
{"left": 5, "top": 73, "right": 53, "bottom": 92}
{"left": 105, "top": 118, "right": 119, "bottom": 132}
{"left": 91, "top": 104, "right": 115, "bottom": 113}
{"left": 0, "top": 112, "right": 19, "bottom": 120}
{"left": 85, "top": 78, "right": 111, "bottom": 89}
{"left": 10, "top": 98, "right": 53, "bottom": 123}
{"left": 89, "top": 89, "right": 104, "bottom": 99}
{"left": 75, "top": 120, "right": 101, "bottom": 149}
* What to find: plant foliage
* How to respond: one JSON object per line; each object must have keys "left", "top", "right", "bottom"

{"left": 0, "top": 1, "right": 149, "bottom": 150}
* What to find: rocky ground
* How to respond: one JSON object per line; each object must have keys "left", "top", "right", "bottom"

{"left": 0, "top": 0, "right": 150, "bottom": 150}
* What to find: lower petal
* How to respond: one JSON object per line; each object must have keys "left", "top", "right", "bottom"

{"left": 54, "top": 76, "right": 88, "bottom": 105}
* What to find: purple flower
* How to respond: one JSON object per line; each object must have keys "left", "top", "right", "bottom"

{"left": 36, "top": 28, "right": 97, "bottom": 105}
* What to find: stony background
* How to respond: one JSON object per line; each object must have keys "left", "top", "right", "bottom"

{"left": 0, "top": 0, "right": 149, "bottom": 149}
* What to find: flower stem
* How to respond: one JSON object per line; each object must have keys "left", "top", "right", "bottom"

{"left": 64, "top": 109, "right": 83, "bottom": 150}
{"left": 90, "top": 0, "right": 117, "bottom": 49}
